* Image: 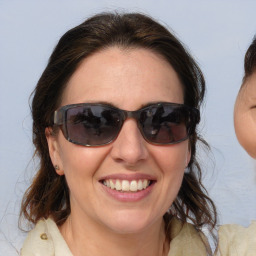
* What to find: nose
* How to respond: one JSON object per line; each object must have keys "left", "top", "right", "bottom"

{"left": 110, "top": 118, "right": 149, "bottom": 166}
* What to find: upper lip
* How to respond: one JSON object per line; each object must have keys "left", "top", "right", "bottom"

{"left": 99, "top": 173, "right": 157, "bottom": 181}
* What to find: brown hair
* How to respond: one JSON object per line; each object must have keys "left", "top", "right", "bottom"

{"left": 243, "top": 36, "right": 256, "bottom": 82}
{"left": 20, "top": 12, "right": 217, "bottom": 241}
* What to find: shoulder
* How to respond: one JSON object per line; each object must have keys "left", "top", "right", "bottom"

{"left": 20, "top": 219, "right": 54, "bottom": 256}
{"left": 21, "top": 218, "right": 73, "bottom": 256}
{"left": 168, "top": 218, "right": 211, "bottom": 256}
{"left": 216, "top": 221, "right": 256, "bottom": 256}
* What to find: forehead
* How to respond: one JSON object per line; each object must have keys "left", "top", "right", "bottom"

{"left": 61, "top": 47, "right": 184, "bottom": 108}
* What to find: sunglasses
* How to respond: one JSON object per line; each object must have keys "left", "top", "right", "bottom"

{"left": 53, "top": 102, "right": 200, "bottom": 146}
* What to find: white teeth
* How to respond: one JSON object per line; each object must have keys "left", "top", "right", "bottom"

{"left": 130, "top": 180, "right": 137, "bottom": 192}
{"left": 116, "top": 180, "right": 122, "bottom": 191}
{"left": 122, "top": 180, "right": 130, "bottom": 191}
{"left": 143, "top": 180, "right": 149, "bottom": 189}
{"left": 110, "top": 180, "right": 115, "bottom": 189}
{"left": 103, "top": 179, "right": 151, "bottom": 192}
{"left": 137, "top": 180, "right": 143, "bottom": 190}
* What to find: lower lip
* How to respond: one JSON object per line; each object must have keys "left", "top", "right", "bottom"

{"left": 101, "top": 182, "right": 155, "bottom": 202}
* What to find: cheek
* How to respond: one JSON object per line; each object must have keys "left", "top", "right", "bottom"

{"left": 150, "top": 143, "right": 188, "bottom": 196}
{"left": 151, "top": 143, "right": 189, "bottom": 172}
{"left": 57, "top": 138, "right": 110, "bottom": 185}
{"left": 234, "top": 81, "right": 256, "bottom": 158}
{"left": 234, "top": 108, "right": 256, "bottom": 158}
{"left": 151, "top": 145, "right": 187, "bottom": 214}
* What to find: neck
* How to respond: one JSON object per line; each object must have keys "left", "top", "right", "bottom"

{"left": 59, "top": 214, "right": 169, "bottom": 256}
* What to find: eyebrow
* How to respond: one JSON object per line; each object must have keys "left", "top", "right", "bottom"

{"left": 81, "top": 100, "right": 171, "bottom": 109}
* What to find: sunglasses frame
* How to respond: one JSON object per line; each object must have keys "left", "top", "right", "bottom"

{"left": 53, "top": 102, "right": 200, "bottom": 146}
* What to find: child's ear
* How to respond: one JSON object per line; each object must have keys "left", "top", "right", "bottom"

{"left": 45, "top": 127, "right": 64, "bottom": 175}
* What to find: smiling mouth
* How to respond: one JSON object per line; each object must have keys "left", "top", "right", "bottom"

{"left": 101, "top": 179, "right": 154, "bottom": 192}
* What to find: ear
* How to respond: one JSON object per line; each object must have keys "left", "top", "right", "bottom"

{"left": 45, "top": 127, "right": 64, "bottom": 175}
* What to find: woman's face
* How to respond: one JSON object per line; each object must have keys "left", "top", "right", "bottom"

{"left": 234, "top": 72, "right": 256, "bottom": 158}
{"left": 47, "top": 47, "right": 190, "bottom": 234}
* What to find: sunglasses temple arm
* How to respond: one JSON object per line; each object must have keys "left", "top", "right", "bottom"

{"left": 53, "top": 110, "right": 64, "bottom": 125}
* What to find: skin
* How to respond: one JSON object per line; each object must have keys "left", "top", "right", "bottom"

{"left": 46, "top": 47, "right": 190, "bottom": 256}
{"left": 234, "top": 72, "right": 256, "bottom": 158}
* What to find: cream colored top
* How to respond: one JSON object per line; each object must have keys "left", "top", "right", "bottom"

{"left": 215, "top": 222, "right": 256, "bottom": 256}
{"left": 21, "top": 218, "right": 209, "bottom": 256}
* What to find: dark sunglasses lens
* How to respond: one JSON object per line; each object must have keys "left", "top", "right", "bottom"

{"left": 66, "top": 106, "right": 122, "bottom": 146}
{"left": 140, "top": 105, "right": 189, "bottom": 144}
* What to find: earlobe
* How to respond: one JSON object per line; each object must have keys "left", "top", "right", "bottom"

{"left": 45, "top": 127, "right": 64, "bottom": 175}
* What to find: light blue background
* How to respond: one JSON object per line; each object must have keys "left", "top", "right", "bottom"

{"left": 1, "top": 0, "right": 256, "bottom": 254}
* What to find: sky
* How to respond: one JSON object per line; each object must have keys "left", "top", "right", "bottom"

{"left": 0, "top": 0, "right": 256, "bottom": 254}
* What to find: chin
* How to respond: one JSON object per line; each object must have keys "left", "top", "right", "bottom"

{"left": 104, "top": 210, "right": 156, "bottom": 234}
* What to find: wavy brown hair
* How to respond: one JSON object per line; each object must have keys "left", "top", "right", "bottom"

{"left": 20, "top": 12, "right": 217, "bottom": 243}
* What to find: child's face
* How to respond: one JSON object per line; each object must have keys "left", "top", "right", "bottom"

{"left": 234, "top": 71, "right": 256, "bottom": 158}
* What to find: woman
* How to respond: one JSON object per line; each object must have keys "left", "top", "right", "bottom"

{"left": 216, "top": 37, "right": 256, "bottom": 256}
{"left": 20, "top": 12, "right": 217, "bottom": 256}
